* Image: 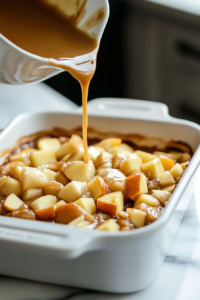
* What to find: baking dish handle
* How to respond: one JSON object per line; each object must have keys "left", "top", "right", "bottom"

{"left": 85, "top": 98, "right": 171, "bottom": 120}
{"left": 0, "top": 219, "right": 99, "bottom": 258}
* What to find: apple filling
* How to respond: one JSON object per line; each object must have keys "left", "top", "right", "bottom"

{"left": 0, "top": 129, "right": 192, "bottom": 232}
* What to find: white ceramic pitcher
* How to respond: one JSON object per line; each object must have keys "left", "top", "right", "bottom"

{"left": 0, "top": 0, "right": 109, "bottom": 84}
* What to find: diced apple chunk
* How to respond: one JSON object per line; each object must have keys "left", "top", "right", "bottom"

{"left": 135, "top": 150, "right": 157, "bottom": 163}
{"left": 119, "top": 143, "right": 134, "bottom": 153}
{"left": 55, "top": 203, "right": 94, "bottom": 224}
{"left": 179, "top": 153, "right": 191, "bottom": 163}
{"left": 21, "top": 167, "right": 48, "bottom": 192}
{"left": 141, "top": 158, "right": 164, "bottom": 179}
{"left": 159, "top": 156, "right": 176, "bottom": 171}
{"left": 97, "top": 168, "right": 127, "bottom": 199}
{"left": 169, "top": 151, "right": 182, "bottom": 160}
{"left": 62, "top": 147, "right": 84, "bottom": 162}
{"left": 129, "top": 153, "right": 140, "bottom": 159}
{"left": 148, "top": 179, "right": 160, "bottom": 189}
{"left": 40, "top": 168, "right": 57, "bottom": 181}
{"left": 96, "top": 219, "right": 120, "bottom": 231}
{"left": 75, "top": 198, "right": 96, "bottom": 215}
{"left": 97, "top": 191, "right": 124, "bottom": 216}
{"left": 54, "top": 200, "right": 66, "bottom": 207}
{"left": 40, "top": 161, "right": 63, "bottom": 172}
{"left": 3, "top": 194, "right": 23, "bottom": 211}
{"left": 57, "top": 181, "right": 90, "bottom": 203}
{"left": 54, "top": 172, "right": 69, "bottom": 185}
{"left": 134, "top": 202, "right": 148, "bottom": 212}
{"left": 112, "top": 153, "right": 127, "bottom": 169}
{"left": 12, "top": 207, "right": 36, "bottom": 220}
{"left": 35, "top": 205, "right": 56, "bottom": 221}
{"left": 96, "top": 138, "right": 122, "bottom": 151}
{"left": 88, "top": 146, "right": 105, "bottom": 161}
{"left": 59, "top": 136, "right": 69, "bottom": 144}
{"left": 55, "top": 135, "right": 83, "bottom": 159}
{"left": 125, "top": 174, "right": 148, "bottom": 200}
{"left": 59, "top": 162, "right": 68, "bottom": 174}
{"left": 76, "top": 221, "right": 91, "bottom": 229}
{"left": 162, "top": 184, "right": 176, "bottom": 193}
{"left": 0, "top": 161, "right": 25, "bottom": 177}
{"left": 170, "top": 163, "right": 184, "bottom": 178}
{"left": 64, "top": 160, "right": 95, "bottom": 183}
{"left": 153, "top": 151, "right": 173, "bottom": 159}
{"left": 108, "top": 147, "right": 122, "bottom": 156}
{"left": 181, "top": 162, "right": 189, "bottom": 171}
{"left": 37, "top": 138, "right": 61, "bottom": 152}
{"left": 134, "top": 194, "right": 160, "bottom": 207}
{"left": 152, "top": 190, "right": 171, "bottom": 205}
{"left": 109, "top": 143, "right": 134, "bottom": 156}
{"left": 97, "top": 201, "right": 118, "bottom": 216}
{"left": 134, "top": 203, "right": 161, "bottom": 223}
{"left": 0, "top": 176, "right": 22, "bottom": 196}
{"left": 10, "top": 148, "right": 36, "bottom": 166}
{"left": 97, "top": 161, "right": 112, "bottom": 169}
{"left": 126, "top": 208, "right": 146, "bottom": 228}
{"left": 94, "top": 152, "right": 113, "bottom": 168}
{"left": 31, "top": 150, "right": 56, "bottom": 167}
{"left": 44, "top": 181, "right": 63, "bottom": 196}
{"left": 88, "top": 176, "right": 108, "bottom": 200}
{"left": 145, "top": 207, "right": 161, "bottom": 223}
{"left": 10, "top": 165, "right": 23, "bottom": 181}
{"left": 31, "top": 195, "right": 57, "bottom": 211}
{"left": 23, "top": 188, "right": 43, "bottom": 201}
{"left": 129, "top": 169, "right": 143, "bottom": 176}
{"left": 160, "top": 171, "right": 175, "bottom": 186}
{"left": 68, "top": 215, "right": 85, "bottom": 226}
{"left": 120, "top": 157, "right": 142, "bottom": 176}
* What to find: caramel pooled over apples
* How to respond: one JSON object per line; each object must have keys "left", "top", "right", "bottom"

{"left": 0, "top": 132, "right": 191, "bottom": 232}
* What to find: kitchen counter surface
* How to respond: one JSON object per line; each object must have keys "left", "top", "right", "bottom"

{"left": 144, "top": 0, "right": 200, "bottom": 16}
{"left": 0, "top": 82, "right": 77, "bottom": 129}
{"left": 0, "top": 83, "right": 200, "bottom": 299}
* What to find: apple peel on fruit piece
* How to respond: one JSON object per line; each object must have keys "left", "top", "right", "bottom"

{"left": 88, "top": 176, "right": 108, "bottom": 200}
{"left": 125, "top": 174, "right": 148, "bottom": 200}
{"left": 55, "top": 203, "right": 94, "bottom": 224}
{"left": 97, "top": 191, "right": 124, "bottom": 216}
{"left": 35, "top": 205, "right": 56, "bottom": 221}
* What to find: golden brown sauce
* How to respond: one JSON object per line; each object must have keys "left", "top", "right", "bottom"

{"left": 0, "top": 0, "right": 99, "bottom": 163}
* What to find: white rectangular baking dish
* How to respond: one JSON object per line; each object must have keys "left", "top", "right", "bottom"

{"left": 0, "top": 98, "right": 199, "bottom": 293}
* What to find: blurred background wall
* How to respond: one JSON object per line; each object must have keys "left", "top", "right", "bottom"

{"left": 45, "top": 0, "right": 200, "bottom": 124}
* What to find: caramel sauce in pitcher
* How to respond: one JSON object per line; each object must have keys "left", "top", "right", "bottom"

{"left": 0, "top": 0, "right": 104, "bottom": 162}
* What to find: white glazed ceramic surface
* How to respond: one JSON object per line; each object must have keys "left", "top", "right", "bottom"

{"left": 1, "top": 174, "right": 200, "bottom": 299}
{"left": 0, "top": 0, "right": 109, "bottom": 84}
{"left": 0, "top": 98, "right": 199, "bottom": 293}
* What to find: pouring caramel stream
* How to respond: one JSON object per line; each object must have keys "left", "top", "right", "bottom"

{"left": 0, "top": 0, "right": 99, "bottom": 163}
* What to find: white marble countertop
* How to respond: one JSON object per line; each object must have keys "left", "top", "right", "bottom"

{"left": 0, "top": 83, "right": 77, "bottom": 129}
{"left": 144, "top": 0, "right": 200, "bottom": 16}
{"left": 1, "top": 83, "right": 200, "bottom": 299}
